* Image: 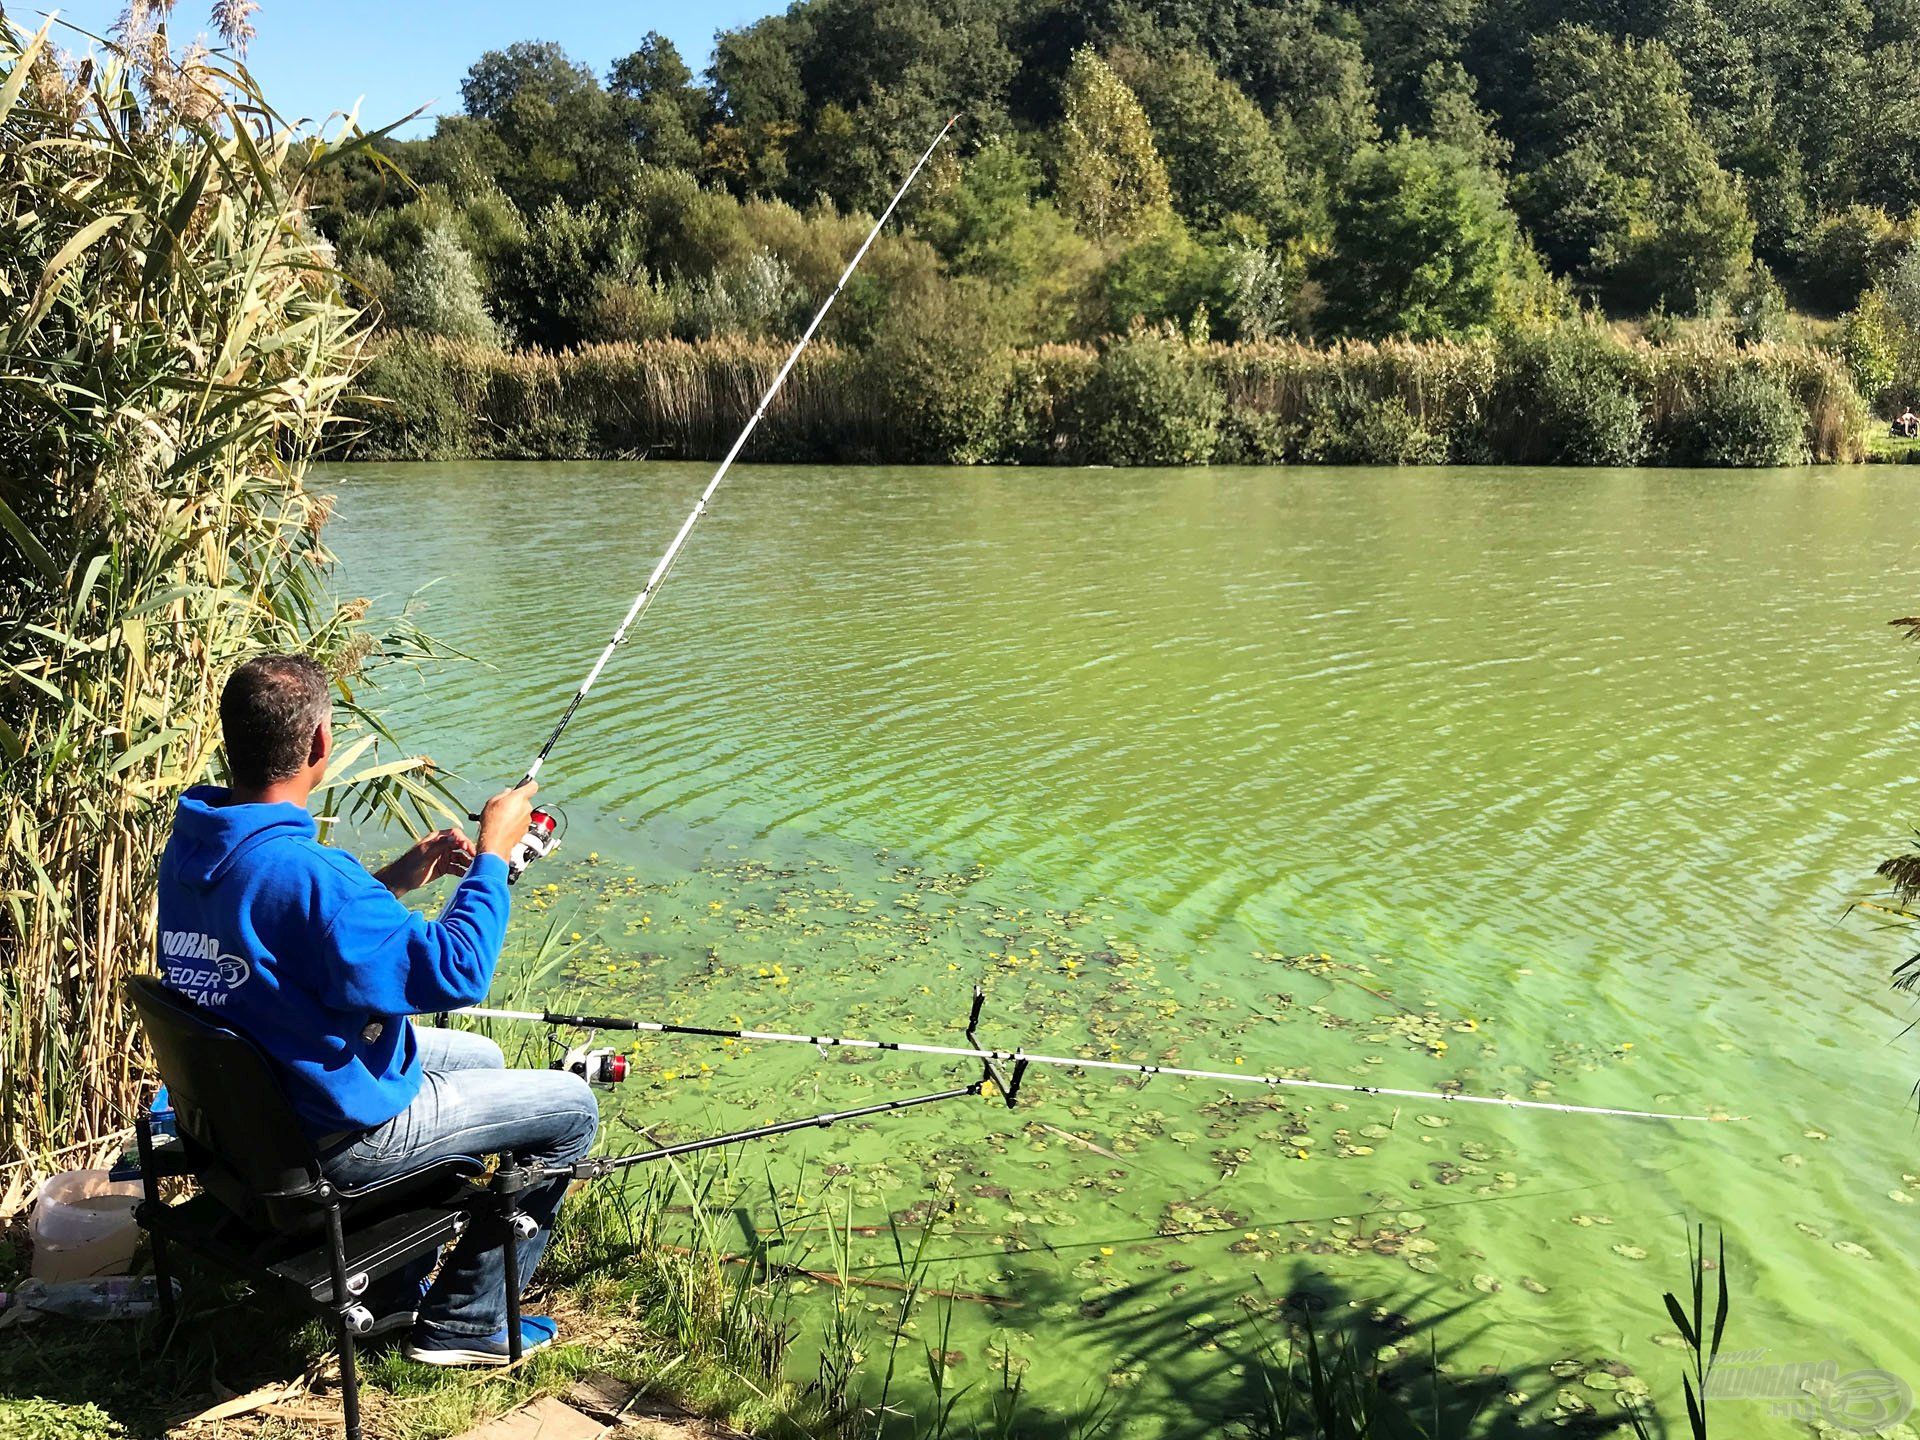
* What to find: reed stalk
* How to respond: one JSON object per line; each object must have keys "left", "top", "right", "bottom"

{"left": 0, "top": 13, "right": 451, "bottom": 1172}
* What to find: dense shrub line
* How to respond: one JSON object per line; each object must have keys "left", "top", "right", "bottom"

{"left": 338, "top": 327, "right": 1869, "bottom": 468}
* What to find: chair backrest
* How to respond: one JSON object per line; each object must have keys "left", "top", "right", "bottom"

{"left": 127, "top": 975, "right": 322, "bottom": 1227}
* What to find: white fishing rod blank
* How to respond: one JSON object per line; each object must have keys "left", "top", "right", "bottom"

{"left": 457, "top": 1002, "right": 1729, "bottom": 1124}
{"left": 519, "top": 115, "right": 961, "bottom": 786}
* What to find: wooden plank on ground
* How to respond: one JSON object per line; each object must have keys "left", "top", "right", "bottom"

{"left": 452, "top": 1396, "right": 606, "bottom": 1440}
{"left": 563, "top": 1374, "right": 639, "bottom": 1424}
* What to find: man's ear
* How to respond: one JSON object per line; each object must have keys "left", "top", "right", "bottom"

{"left": 310, "top": 714, "right": 332, "bottom": 772}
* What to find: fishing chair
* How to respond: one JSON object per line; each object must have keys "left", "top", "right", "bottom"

{"left": 126, "top": 976, "right": 530, "bottom": 1440}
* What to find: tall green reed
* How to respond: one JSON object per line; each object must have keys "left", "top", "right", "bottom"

{"left": 0, "top": 9, "right": 451, "bottom": 1171}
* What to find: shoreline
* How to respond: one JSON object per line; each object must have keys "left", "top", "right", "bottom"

{"left": 333, "top": 330, "right": 1872, "bottom": 471}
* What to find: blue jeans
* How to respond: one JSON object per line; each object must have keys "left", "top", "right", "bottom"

{"left": 321, "top": 1027, "right": 598, "bottom": 1340}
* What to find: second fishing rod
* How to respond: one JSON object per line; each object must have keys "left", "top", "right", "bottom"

{"left": 460, "top": 987, "right": 1734, "bottom": 1127}
{"left": 484, "top": 116, "right": 961, "bottom": 884}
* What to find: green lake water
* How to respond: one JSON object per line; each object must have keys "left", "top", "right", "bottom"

{"left": 323, "top": 460, "right": 1920, "bottom": 1437}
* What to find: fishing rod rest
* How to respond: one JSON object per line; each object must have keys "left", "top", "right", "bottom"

{"left": 486, "top": 988, "right": 1025, "bottom": 1194}
{"left": 967, "top": 984, "right": 1028, "bottom": 1109}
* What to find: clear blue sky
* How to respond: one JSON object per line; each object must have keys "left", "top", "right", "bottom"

{"left": 36, "top": 1, "right": 776, "bottom": 135}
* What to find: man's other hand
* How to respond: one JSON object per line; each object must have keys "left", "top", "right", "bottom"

{"left": 478, "top": 782, "right": 539, "bottom": 862}
{"left": 377, "top": 826, "right": 478, "bottom": 898}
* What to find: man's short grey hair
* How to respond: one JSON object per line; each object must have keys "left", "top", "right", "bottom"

{"left": 220, "top": 654, "right": 331, "bottom": 788}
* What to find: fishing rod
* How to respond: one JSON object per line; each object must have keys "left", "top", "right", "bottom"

{"left": 487, "top": 114, "right": 962, "bottom": 884}
{"left": 459, "top": 987, "right": 1730, "bottom": 1125}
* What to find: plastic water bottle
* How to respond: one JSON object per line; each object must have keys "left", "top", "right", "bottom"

{"left": 0, "top": 1276, "right": 171, "bottom": 1324}
{"left": 110, "top": 1086, "right": 177, "bottom": 1181}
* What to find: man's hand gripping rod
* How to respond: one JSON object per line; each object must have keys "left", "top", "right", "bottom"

{"left": 489, "top": 115, "right": 961, "bottom": 883}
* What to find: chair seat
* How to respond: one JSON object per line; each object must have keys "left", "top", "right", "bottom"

{"left": 144, "top": 1187, "right": 475, "bottom": 1306}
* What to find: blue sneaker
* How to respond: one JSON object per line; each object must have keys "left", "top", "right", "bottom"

{"left": 402, "top": 1316, "right": 558, "bottom": 1367}
{"left": 363, "top": 1266, "right": 436, "bottom": 1339}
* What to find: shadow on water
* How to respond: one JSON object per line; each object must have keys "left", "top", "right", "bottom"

{"left": 718, "top": 1194, "right": 1660, "bottom": 1440}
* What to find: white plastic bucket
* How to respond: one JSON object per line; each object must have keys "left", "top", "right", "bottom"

{"left": 28, "top": 1169, "right": 143, "bottom": 1281}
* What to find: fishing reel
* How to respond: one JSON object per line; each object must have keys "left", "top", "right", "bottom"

{"left": 506, "top": 807, "right": 561, "bottom": 885}
{"left": 556, "top": 1039, "right": 627, "bottom": 1085}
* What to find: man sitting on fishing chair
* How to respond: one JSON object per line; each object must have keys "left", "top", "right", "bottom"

{"left": 155, "top": 653, "right": 598, "bottom": 1366}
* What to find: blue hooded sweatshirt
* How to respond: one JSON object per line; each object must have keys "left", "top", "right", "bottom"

{"left": 156, "top": 786, "right": 512, "bottom": 1137}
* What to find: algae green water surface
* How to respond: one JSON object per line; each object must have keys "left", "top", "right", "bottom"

{"left": 324, "top": 461, "right": 1920, "bottom": 1436}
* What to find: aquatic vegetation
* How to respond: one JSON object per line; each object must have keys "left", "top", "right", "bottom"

{"left": 429, "top": 833, "right": 1728, "bottom": 1436}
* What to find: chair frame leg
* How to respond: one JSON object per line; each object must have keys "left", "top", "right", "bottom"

{"left": 135, "top": 1119, "right": 177, "bottom": 1327}
{"left": 324, "top": 1195, "right": 363, "bottom": 1440}
{"left": 500, "top": 1201, "right": 525, "bottom": 1364}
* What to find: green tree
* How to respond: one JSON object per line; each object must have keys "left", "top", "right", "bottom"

{"left": 704, "top": 19, "right": 805, "bottom": 192}
{"left": 1879, "top": 239, "right": 1920, "bottom": 335}
{"left": 504, "top": 201, "right": 622, "bottom": 348}
{"left": 1078, "top": 332, "right": 1225, "bottom": 464}
{"left": 455, "top": 41, "right": 638, "bottom": 210}
{"left": 387, "top": 220, "right": 502, "bottom": 343}
{"left": 1416, "top": 61, "right": 1511, "bottom": 175}
{"left": 1800, "top": 205, "right": 1907, "bottom": 312}
{"left": 1113, "top": 48, "right": 1295, "bottom": 236}
{"left": 609, "top": 33, "right": 705, "bottom": 170}
{"left": 1840, "top": 290, "right": 1901, "bottom": 404}
{"left": 1852, "top": 42, "right": 1920, "bottom": 211}
{"left": 1731, "top": 262, "right": 1788, "bottom": 345}
{"left": 1517, "top": 25, "right": 1754, "bottom": 311}
{"left": 1099, "top": 217, "right": 1232, "bottom": 334}
{"left": 917, "top": 139, "right": 1099, "bottom": 337}
{"left": 1231, "top": 0, "right": 1379, "bottom": 179}
{"left": 1056, "top": 48, "right": 1173, "bottom": 243}
{"left": 1321, "top": 135, "right": 1515, "bottom": 338}
{"left": 1353, "top": 0, "right": 1483, "bottom": 131}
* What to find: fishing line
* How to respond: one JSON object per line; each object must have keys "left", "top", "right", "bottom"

{"left": 514, "top": 114, "right": 961, "bottom": 790}
{"left": 455, "top": 1001, "right": 1732, "bottom": 1124}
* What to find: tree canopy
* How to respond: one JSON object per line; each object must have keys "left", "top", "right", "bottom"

{"left": 312, "top": 0, "right": 1920, "bottom": 353}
